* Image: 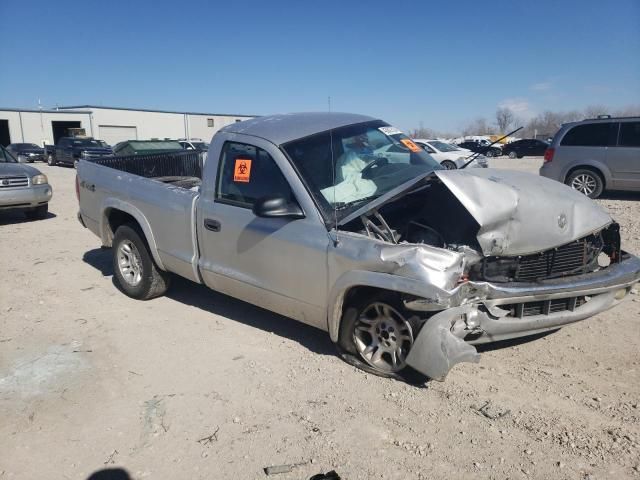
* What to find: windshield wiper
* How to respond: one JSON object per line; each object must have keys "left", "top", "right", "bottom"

{"left": 334, "top": 195, "right": 380, "bottom": 211}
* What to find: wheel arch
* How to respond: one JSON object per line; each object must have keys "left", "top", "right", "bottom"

{"left": 564, "top": 162, "right": 610, "bottom": 188}
{"left": 100, "top": 199, "right": 166, "bottom": 271}
{"left": 327, "top": 271, "right": 431, "bottom": 343}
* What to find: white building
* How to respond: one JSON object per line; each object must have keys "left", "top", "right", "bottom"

{"left": 0, "top": 105, "right": 255, "bottom": 147}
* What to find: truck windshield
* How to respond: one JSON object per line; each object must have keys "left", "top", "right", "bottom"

{"left": 283, "top": 121, "right": 441, "bottom": 222}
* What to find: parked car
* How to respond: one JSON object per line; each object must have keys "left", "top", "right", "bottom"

{"left": 6, "top": 143, "right": 46, "bottom": 163}
{"left": 413, "top": 139, "right": 488, "bottom": 169}
{"left": 77, "top": 112, "right": 640, "bottom": 382}
{"left": 457, "top": 140, "right": 502, "bottom": 157}
{"left": 49, "top": 137, "right": 112, "bottom": 167}
{"left": 502, "top": 139, "right": 549, "bottom": 159}
{"left": 177, "top": 139, "right": 209, "bottom": 153}
{"left": 112, "top": 140, "right": 183, "bottom": 156}
{"left": 0, "top": 145, "right": 52, "bottom": 219}
{"left": 540, "top": 116, "right": 640, "bottom": 198}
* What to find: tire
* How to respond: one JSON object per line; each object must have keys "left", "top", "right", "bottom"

{"left": 25, "top": 204, "right": 48, "bottom": 220}
{"left": 440, "top": 160, "right": 457, "bottom": 170}
{"left": 112, "top": 223, "right": 170, "bottom": 300}
{"left": 508, "top": 151, "right": 517, "bottom": 159}
{"left": 485, "top": 150, "right": 494, "bottom": 158}
{"left": 47, "top": 154, "right": 56, "bottom": 166}
{"left": 337, "top": 291, "right": 428, "bottom": 384}
{"left": 565, "top": 168, "right": 604, "bottom": 199}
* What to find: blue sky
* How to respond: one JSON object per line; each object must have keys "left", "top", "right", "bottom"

{"left": 1, "top": 0, "right": 638, "bottom": 132}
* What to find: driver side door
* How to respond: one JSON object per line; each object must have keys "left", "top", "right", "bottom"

{"left": 197, "top": 137, "right": 331, "bottom": 329}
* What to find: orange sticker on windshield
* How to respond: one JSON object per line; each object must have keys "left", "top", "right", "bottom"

{"left": 233, "top": 158, "right": 252, "bottom": 182}
{"left": 400, "top": 138, "right": 421, "bottom": 153}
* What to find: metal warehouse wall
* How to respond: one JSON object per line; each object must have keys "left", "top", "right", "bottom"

{"left": 0, "top": 107, "right": 254, "bottom": 147}
{"left": 63, "top": 107, "right": 253, "bottom": 144}
{"left": 185, "top": 114, "right": 248, "bottom": 142}
{"left": 0, "top": 110, "right": 92, "bottom": 146}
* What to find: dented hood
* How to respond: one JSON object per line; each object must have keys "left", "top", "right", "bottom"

{"left": 434, "top": 168, "right": 612, "bottom": 256}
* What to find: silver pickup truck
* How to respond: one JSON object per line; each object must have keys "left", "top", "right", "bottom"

{"left": 77, "top": 113, "right": 640, "bottom": 382}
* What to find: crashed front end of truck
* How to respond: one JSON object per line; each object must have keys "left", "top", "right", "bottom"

{"left": 329, "top": 168, "right": 640, "bottom": 381}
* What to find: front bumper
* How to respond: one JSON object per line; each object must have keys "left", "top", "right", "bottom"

{"left": 17, "top": 153, "right": 45, "bottom": 162}
{"left": 405, "top": 253, "right": 640, "bottom": 380}
{"left": 0, "top": 184, "right": 53, "bottom": 209}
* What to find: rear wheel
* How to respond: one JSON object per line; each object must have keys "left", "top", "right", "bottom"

{"left": 338, "top": 292, "right": 427, "bottom": 384}
{"left": 508, "top": 151, "right": 517, "bottom": 159}
{"left": 441, "top": 160, "right": 457, "bottom": 170}
{"left": 112, "top": 224, "right": 170, "bottom": 300}
{"left": 566, "top": 168, "right": 604, "bottom": 199}
{"left": 25, "top": 204, "right": 48, "bottom": 220}
{"left": 485, "top": 150, "right": 494, "bottom": 158}
{"left": 47, "top": 154, "right": 56, "bottom": 166}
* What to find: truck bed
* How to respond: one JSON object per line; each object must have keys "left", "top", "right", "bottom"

{"left": 92, "top": 151, "right": 203, "bottom": 190}
{"left": 78, "top": 151, "right": 204, "bottom": 283}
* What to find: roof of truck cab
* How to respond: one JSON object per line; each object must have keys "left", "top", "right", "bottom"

{"left": 220, "top": 112, "right": 379, "bottom": 145}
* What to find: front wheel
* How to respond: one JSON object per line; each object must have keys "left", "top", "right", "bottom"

{"left": 566, "top": 169, "right": 604, "bottom": 199}
{"left": 485, "top": 150, "right": 494, "bottom": 158}
{"left": 112, "top": 224, "right": 170, "bottom": 300}
{"left": 441, "top": 160, "right": 457, "bottom": 170}
{"left": 338, "top": 292, "right": 427, "bottom": 384}
{"left": 508, "top": 151, "right": 517, "bottom": 159}
{"left": 47, "top": 154, "right": 56, "bottom": 166}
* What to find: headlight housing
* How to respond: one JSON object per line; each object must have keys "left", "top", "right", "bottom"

{"left": 32, "top": 174, "right": 48, "bottom": 185}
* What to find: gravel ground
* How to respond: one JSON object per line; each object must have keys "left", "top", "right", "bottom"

{"left": 1, "top": 159, "right": 639, "bottom": 480}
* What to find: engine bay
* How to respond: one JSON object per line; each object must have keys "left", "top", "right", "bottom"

{"left": 341, "top": 179, "right": 482, "bottom": 252}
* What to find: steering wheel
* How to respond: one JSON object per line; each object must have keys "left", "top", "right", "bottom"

{"left": 360, "top": 156, "right": 389, "bottom": 179}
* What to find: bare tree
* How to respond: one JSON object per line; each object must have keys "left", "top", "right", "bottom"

{"left": 413, "top": 104, "right": 640, "bottom": 140}
{"left": 583, "top": 105, "right": 610, "bottom": 119}
{"left": 495, "top": 107, "right": 514, "bottom": 133}
{"left": 461, "top": 117, "right": 491, "bottom": 136}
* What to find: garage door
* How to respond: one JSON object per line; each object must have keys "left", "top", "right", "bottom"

{"left": 99, "top": 125, "right": 138, "bottom": 145}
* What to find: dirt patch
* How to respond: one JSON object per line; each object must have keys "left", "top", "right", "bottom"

{"left": 1, "top": 162, "right": 639, "bottom": 479}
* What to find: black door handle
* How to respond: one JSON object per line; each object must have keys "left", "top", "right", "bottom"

{"left": 204, "top": 218, "right": 221, "bottom": 232}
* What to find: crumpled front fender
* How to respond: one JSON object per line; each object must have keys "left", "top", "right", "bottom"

{"left": 406, "top": 306, "right": 480, "bottom": 381}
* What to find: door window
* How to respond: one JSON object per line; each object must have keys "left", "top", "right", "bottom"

{"left": 216, "top": 141, "right": 294, "bottom": 208}
{"left": 561, "top": 123, "right": 617, "bottom": 147}
{"left": 619, "top": 122, "right": 640, "bottom": 147}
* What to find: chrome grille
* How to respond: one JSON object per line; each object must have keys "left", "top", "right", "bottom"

{"left": 516, "top": 241, "right": 592, "bottom": 281}
{"left": 504, "top": 296, "right": 588, "bottom": 318}
{"left": 476, "top": 234, "right": 605, "bottom": 282}
{"left": 0, "top": 176, "right": 29, "bottom": 188}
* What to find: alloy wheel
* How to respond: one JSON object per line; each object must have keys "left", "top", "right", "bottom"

{"left": 352, "top": 302, "right": 414, "bottom": 373}
{"left": 117, "top": 240, "right": 143, "bottom": 286}
{"left": 570, "top": 173, "right": 597, "bottom": 196}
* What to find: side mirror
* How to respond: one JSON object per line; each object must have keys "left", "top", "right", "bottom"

{"left": 252, "top": 195, "right": 305, "bottom": 219}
